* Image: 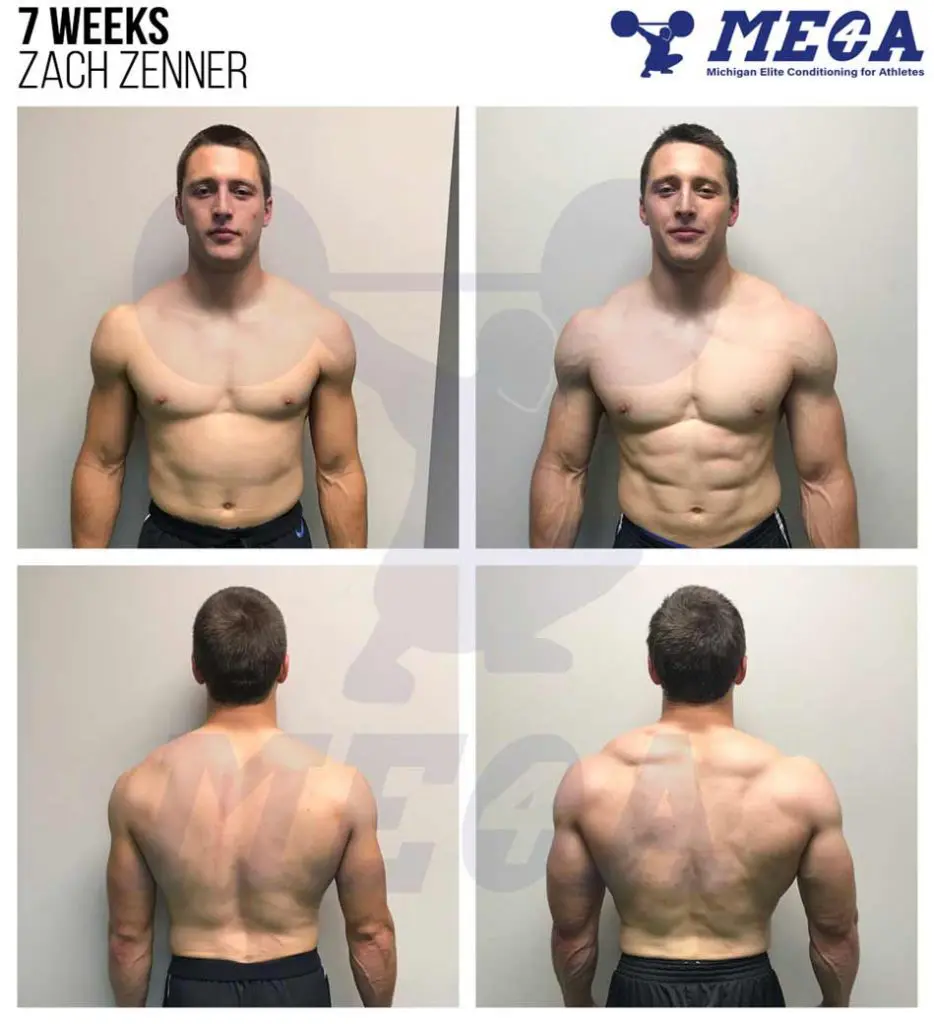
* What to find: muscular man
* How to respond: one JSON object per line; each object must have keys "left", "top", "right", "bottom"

{"left": 72, "top": 124, "right": 367, "bottom": 548}
{"left": 546, "top": 585, "right": 859, "bottom": 1008}
{"left": 106, "top": 586, "right": 396, "bottom": 1007}
{"left": 530, "top": 123, "right": 859, "bottom": 548}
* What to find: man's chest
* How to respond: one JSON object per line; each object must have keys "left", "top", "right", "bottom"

{"left": 589, "top": 329, "right": 794, "bottom": 431}
{"left": 128, "top": 320, "right": 320, "bottom": 421}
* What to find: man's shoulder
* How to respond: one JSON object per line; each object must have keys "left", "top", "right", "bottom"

{"left": 764, "top": 752, "right": 839, "bottom": 821}
{"left": 739, "top": 274, "right": 831, "bottom": 343}
{"left": 555, "top": 733, "right": 643, "bottom": 811}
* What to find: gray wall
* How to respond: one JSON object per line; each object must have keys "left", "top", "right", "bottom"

{"left": 476, "top": 107, "right": 917, "bottom": 548}
{"left": 426, "top": 111, "right": 460, "bottom": 548}
{"left": 18, "top": 566, "right": 459, "bottom": 1007}
{"left": 18, "top": 106, "right": 457, "bottom": 549}
{"left": 475, "top": 565, "right": 916, "bottom": 1007}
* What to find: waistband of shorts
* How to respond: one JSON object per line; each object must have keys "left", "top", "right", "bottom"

{"left": 615, "top": 951, "right": 773, "bottom": 984}
{"left": 618, "top": 509, "right": 785, "bottom": 548}
{"left": 167, "top": 947, "right": 322, "bottom": 982}
{"left": 148, "top": 499, "right": 303, "bottom": 546}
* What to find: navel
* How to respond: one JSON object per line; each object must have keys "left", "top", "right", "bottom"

{"left": 222, "top": 501, "right": 235, "bottom": 511}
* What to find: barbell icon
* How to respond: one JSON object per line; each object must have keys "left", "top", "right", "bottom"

{"left": 611, "top": 10, "right": 695, "bottom": 38}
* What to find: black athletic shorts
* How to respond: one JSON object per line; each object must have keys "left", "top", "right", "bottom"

{"left": 613, "top": 509, "right": 792, "bottom": 549}
{"left": 606, "top": 951, "right": 786, "bottom": 1008}
{"left": 162, "top": 948, "right": 331, "bottom": 1007}
{"left": 137, "top": 500, "right": 313, "bottom": 549}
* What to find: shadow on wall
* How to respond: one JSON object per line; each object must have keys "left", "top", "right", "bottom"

{"left": 108, "top": 187, "right": 441, "bottom": 549}
{"left": 477, "top": 177, "right": 808, "bottom": 549}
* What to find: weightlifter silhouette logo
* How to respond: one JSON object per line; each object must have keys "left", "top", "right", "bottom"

{"left": 611, "top": 9, "right": 695, "bottom": 77}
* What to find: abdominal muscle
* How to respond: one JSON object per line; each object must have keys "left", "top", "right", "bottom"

{"left": 146, "top": 413, "right": 306, "bottom": 528}
{"left": 615, "top": 418, "right": 782, "bottom": 547}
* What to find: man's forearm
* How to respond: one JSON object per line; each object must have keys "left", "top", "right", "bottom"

{"left": 809, "top": 926, "right": 859, "bottom": 1007}
{"left": 551, "top": 926, "right": 598, "bottom": 1008}
{"left": 800, "top": 466, "right": 859, "bottom": 548}
{"left": 347, "top": 927, "right": 397, "bottom": 1007}
{"left": 71, "top": 460, "right": 125, "bottom": 547}
{"left": 317, "top": 463, "right": 368, "bottom": 548}
{"left": 529, "top": 463, "right": 587, "bottom": 548}
{"left": 108, "top": 936, "right": 153, "bottom": 1007}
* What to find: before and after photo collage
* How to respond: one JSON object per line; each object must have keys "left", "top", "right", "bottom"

{"left": 16, "top": 100, "right": 918, "bottom": 1010}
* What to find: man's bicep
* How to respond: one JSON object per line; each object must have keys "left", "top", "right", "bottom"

{"left": 538, "top": 376, "right": 602, "bottom": 473}
{"left": 784, "top": 382, "right": 849, "bottom": 482}
{"left": 80, "top": 316, "right": 137, "bottom": 465}
{"left": 784, "top": 314, "right": 849, "bottom": 481}
{"left": 309, "top": 321, "right": 361, "bottom": 473}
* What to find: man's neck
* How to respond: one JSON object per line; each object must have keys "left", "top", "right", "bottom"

{"left": 658, "top": 692, "right": 735, "bottom": 729}
{"left": 648, "top": 250, "right": 736, "bottom": 316}
{"left": 184, "top": 254, "right": 266, "bottom": 313}
{"left": 203, "top": 697, "right": 279, "bottom": 731}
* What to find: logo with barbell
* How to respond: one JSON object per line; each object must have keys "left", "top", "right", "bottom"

{"left": 611, "top": 9, "right": 695, "bottom": 77}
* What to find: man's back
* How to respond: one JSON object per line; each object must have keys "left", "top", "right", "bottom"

{"left": 121, "top": 726, "right": 356, "bottom": 961}
{"left": 576, "top": 723, "right": 824, "bottom": 959}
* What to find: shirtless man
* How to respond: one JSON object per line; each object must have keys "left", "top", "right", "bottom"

{"left": 72, "top": 123, "right": 367, "bottom": 548}
{"left": 530, "top": 123, "right": 859, "bottom": 548}
{"left": 106, "top": 586, "right": 396, "bottom": 1007}
{"left": 546, "top": 585, "right": 859, "bottom": 1008}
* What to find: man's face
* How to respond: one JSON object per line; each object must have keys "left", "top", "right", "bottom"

{"left": 175, "top": 144, "right": 272, "bottom": 266}
{"left": 639, "top": 142, "right": 738, "bottom": 268}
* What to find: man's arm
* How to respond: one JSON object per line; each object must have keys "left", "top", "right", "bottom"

{"left": 529, "top": 313, "right": 603, "bottom": 548}
{"left": 334, "top": 770, "right": 397, "bottom": 1007}
{"left": 545, "top": 762, "right": 606, "bottom": 1008}
{"left": 71, "top": 308, "right": 138, "bottom": 548}
{"left": 309, "top": 313, "right": 368, "bottom": 548}
{"left": 106, "top": 770, "right": 156, "bottom": 1007}
{"left": 794, "top": 759, "right": 860, "bottom": 1007}
{"left": 783, "top": 310, "right": 859, "bottom": 548}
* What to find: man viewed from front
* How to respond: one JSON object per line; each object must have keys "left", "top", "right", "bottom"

{"left": 546, "top": 585, "right": 859, "bottom": 1007}
{"left": 72, "top": 124, "right": 367, "bottom": 548}
{"left": 106, "top": 586, "right": 396, "bottom": 1006}
{"left": 529, "top": 123, "right": 859, "bottom": 548}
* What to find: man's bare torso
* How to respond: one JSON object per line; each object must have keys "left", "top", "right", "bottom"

{"left": 572, "top": 273, "right": 811, "bottom": 545}
{"left": 122, "top": 727, "right": 355, "bottom": 962}
{"left": 577, "top": 724, "right": 813, "bottom": 959}
{"left": 119, "top": 274, "right": 334, "bottom": 527}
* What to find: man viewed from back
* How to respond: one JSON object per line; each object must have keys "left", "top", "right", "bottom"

{"left": 546, "top": 585, "right": 859, "bottom": 1007}
{"left": 106, "top": 586, "right": 396, "bottom": 1006}
{"left": 72, "top": 124, "right": 367, "bottom": 548}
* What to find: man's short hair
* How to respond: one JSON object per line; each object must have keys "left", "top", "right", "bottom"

{"left": 192, "top": 586, "right": 287, "bottom": 706}
{"left": 640, "top": 123, "right": 739, "bottom": 202}
{"left": 647, "top": 585, "right": 746, "bottom": 704}
{"left": 176, "top": 123, "right": 271, "bottom": 199}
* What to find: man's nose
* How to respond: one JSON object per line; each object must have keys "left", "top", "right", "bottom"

{"left": 211, "top": 186, "right": 233, "bottom": 218}
{"left": 674, "top": 185, "right": 697, "bottom": 218}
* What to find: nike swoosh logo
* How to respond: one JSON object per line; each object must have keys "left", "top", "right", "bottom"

{"left": 295, "top": 521, "right": 305, "bottom": 538}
